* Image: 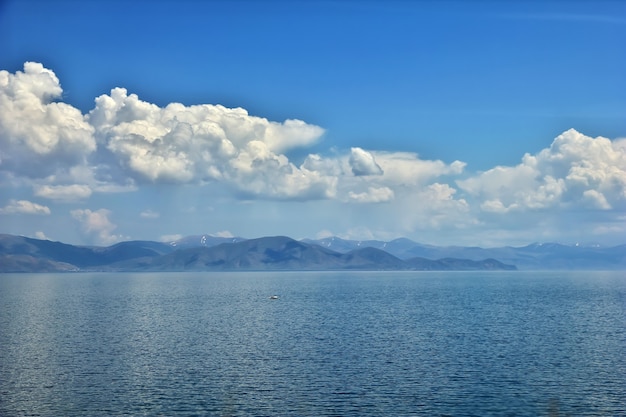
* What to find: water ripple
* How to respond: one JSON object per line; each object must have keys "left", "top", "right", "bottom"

{"left": 1, "top": 271, "right": 624, "bottom": 416}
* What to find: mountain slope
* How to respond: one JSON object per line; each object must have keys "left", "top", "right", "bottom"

{"left": 144, "top": 236, "right": 346, "bottom": 271}
{"left": 0, "top": 234, "right": 173, "bottom": 271}
{"left": 304, "top": 236, "right": 626, "bottom": 270}
{"left": 0, "top": 234, "right": 519, "bottom": 272}
{"left": 168, "top": 234, "right": 247, "bottom": 250}
{"left": 5, "top": 233, "right": 623, "bottom": 272}
{"left": 138, "top": 237, "right": 507, "bottom": 271}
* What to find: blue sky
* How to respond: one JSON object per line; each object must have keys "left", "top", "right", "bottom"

{"left": 1, "top": 0, "right": 625, "bottom": 247}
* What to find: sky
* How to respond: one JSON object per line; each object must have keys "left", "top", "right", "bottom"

{"left": 0, "top": 0, "right": 625, "bottom": 247}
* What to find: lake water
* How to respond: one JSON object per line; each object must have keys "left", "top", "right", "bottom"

{"left": 0, "top": 271, "right": 624, "bottom": 416}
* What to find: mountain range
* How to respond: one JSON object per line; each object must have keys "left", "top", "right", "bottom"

{"left": 303, "top": 236, "right": 626, "bottom": 270}
{"left": 0, "top": 233, "right": 623, "bottom": 273}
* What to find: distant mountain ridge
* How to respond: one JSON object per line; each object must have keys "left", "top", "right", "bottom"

{"left": 0, "top": 234, "right": 516, "bottom": 273}
{"left": 168, "top": 234, "right": 247, "bottom": 250}
{"left": 1, "top": 233, "right": 624, "bottom": 273}
{"left": 303, "top": 237, "right": 626, "bottom": 270}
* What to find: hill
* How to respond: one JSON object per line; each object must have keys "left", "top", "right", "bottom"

{"left": 0, "top": 234, "right": 518, "bottom": 272}
{"left": 304, "top": 237, "right": 626, "bottom": 270}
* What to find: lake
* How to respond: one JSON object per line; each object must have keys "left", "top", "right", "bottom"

{"left": 1, "top": 271, "right": 624, "bottom": 416}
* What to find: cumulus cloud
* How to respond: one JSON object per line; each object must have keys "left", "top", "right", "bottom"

{"left": 303, "top": 148, "right": 467, "bottom": 204}
{"left": 34, "top": 231, "right": 49, "bottom": 240}
{"left": 87, "top": 87, "right": 329, "bottom": 199}
{"left": 8, "top": 62, "right": 624, "bottom": 246}
{"left": 34, "top": 184, "right": 93, "bottom": 201}
{"left": 0, "top": 63, "right": 469, "bottom": 204}
{"left": 458, "top": 129, "right": 626, "bottom": 212}
{"left": 0, "top": 62, "right": 96, "bottom": 177}
{"left": 411, "top": 183, "right": 471, "bottom": 228}
{"left": 354, "top": 182, "right": 473, "bottom": 238}
{"left": 60, "top": 164, "right": 137, "bottom": 194}
{"left": 0, "top": 199, "right": 50, "bottom": 215}
{"left": 227, "top": 139, "right": 337, "bottom": 200}
{"left": 582, "top": 189, "right": 611, "bottom": 210}
{"left": 374, "top": 152, "right": 465, "bottom": 186}
{"left": 71, "top": 208, "right": 127, "bottom": 245}
{"left": 0, "top": 63, "right": 334, "bottom": 200}
{"left": 349, "top": 147, "right": 383, "bottom": 176}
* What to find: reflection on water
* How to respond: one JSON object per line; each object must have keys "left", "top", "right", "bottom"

{"left": 1, "top": 271, "right": 624, "bottom": 416}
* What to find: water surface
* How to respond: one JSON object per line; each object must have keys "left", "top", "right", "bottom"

{"left": 1, "top": 271, "right": 624, "bottom": 416}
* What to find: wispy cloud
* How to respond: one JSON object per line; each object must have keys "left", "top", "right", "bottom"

{"left": 0, "top": 199, "right": 50, "bottom": 215}
{"left": 34, "top": 184, "right": 92, "bottom": 201}
{"left": 211, "top": 230, "right": 235, "bottom": 238}
{"left": 70, "top": 208, "right": 127, "bottom": 245}
{"left": 160, "top": 234, "right": 183, "bottom": 242}
{"left": 140, "top": 209, "right": 160, "bottom": 219}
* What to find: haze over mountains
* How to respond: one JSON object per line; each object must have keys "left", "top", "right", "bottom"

{"left": 304, "top": 236, "right": 626, "bottom": 271}
{"left": 1, "top": 233, "right": 624, "bottom": 273}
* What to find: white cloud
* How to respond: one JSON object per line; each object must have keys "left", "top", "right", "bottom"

{"left": 211, "top": 230, "right": 234, "bottom": 238}
{"left": 352, "top": 182, "right": 473, "bottom": 238}
{"left": 62, "top": 164, "right": 137, "bottom": 194}
{"left": 348, "top": 186, "right": 394, "bottom": 203}
{"left": 2, "top": 62, "right": 624, "bottom": 246}
{"left": 411, "top": 183, "right": 471, "bottom": 228}
{"left": 374, "top": 152, "right": 465, "bottom": 186}
{"left": 34, "top": 231, "right": 49, "bottom": 240}
{"left": 71, "top": 208, "right": 127, "bottom": 245}
{"left": 302, "top": 153, "right": 345, "bottom": 176}
{"left": 0, "top": 63, "right": 333, "bottom": 201}
{"left": 0, "top": 63, "right": 468, "bottom": 205}
{"left": 338, "top": 227, "right": 377, "bottom": 241}
{"left": 582, "top": 189, "right": 611, "bottom": 209}
{"left": 315, "top": 229, "right": 335, "bottom": 239}
{"left": 349, "top": 147, "right": 383, "bottom": 176}
{"left": 87, "top": 87, "right": 330, "bottom": 199}
{"left": 34, "top": 184, "right": 93, "bottom": 201}
{"left": 227, "top": 140, "right": 337, "bottom": 200}
{"left": 140, "top": 209, "right": 160, "bottom": 219}
{"left": 0, "top": 62, "right": 96, "bottom": 177}
{"left": 264, "top": 119, "right": 327, "bottom": 154}
{"left": 160, "top": 234, "right": 183, "bottom": 242}
{"left": 458, "top": 129, "right": 626, "bottom": 212}
{"left": 592, "top": 218, "right": 626, "bottom": 236}
{"left": 0, "top": 199, "right": 50, "bottom": 215}
{"left": 480, "top": 199, "right": 517, "bottom": 213}
{"left": 303, "top": 149, "right": 466, "bottom": 204}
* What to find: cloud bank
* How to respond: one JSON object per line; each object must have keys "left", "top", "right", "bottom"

{"left": 1, "top": 62, "right": 468, "bottom": 205}
{"left": 88, "top": 87, "right": 331, "bottom": 199}
{"left": 458, "top": 129, "right": 626, "bottom": 213}
{"left": 0, "top": 62, "right": 95, "bottom": 177}
{"left": 1, "top": 62, "right": 625, "bottom": 245}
